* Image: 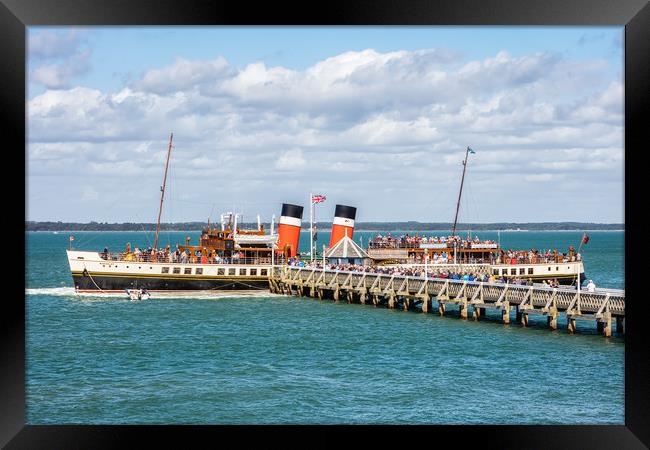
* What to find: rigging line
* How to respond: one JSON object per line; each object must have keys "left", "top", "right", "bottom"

{"left": 465, "top": 178, "right": 477, "bottom": 236}
{"left": 166, "top": 153, "right": 174, "bottom": 248}
{"left": 73, "top": 193, "right": 128, "bottom": 249}
{"left": 72, "top": 231, "right": 103, "bottom": 251}
{"left": 134, "top": 213, "right": 153, "bottom": 249}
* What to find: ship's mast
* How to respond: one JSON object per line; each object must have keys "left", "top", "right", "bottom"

{"left": 451, "top": 146, "right": 472, "bottom": 236}
{"left": 153, "top": 132, "right": 173, "bottom": 250}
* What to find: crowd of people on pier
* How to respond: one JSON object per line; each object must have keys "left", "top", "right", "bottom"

{"left": 286, "top": 259, "right": 569, "bottom": 287}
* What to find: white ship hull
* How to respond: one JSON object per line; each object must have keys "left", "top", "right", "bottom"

{"left": 67, "top": 250, "right": 271, "bottom": 292}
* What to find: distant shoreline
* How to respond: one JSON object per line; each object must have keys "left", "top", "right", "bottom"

{"left": 27, "top": 229, "right": 626, "bottom": 232}
{"left": 25, "top": 221, "right": 625, "bottom": 232}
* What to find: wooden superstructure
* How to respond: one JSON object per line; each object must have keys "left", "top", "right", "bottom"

{"left": 176, "top": 212, "right": 275, "bottom": 265}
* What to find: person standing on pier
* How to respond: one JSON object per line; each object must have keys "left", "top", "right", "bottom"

{"left": 587, "top": 280, "right": 596, "bottom": 292}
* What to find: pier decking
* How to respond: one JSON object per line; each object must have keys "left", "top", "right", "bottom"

{"left": 269, "top": 266, "right": 625, "bottom": 337}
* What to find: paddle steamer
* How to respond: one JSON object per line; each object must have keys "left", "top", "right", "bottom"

{"left": 68, "top": 211, "right": 281, "bottom": 292}
{"left": 366, "top": 147, "right": 586, "bottom": 285}
{"left": 366, "top": 236, "right": 585, "bottom": 285}
{"left": 66, "top": 133, "right": 295, "bottom": 292}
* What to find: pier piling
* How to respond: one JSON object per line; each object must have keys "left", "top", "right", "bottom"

{"left": 547, "top": 307, "right": 559, "bottom": 330}
{"left": 502, "top": 301, "right": 510, "bottom": 324}
{"left": 568, "top": 317, "right": 577, "bottom": 334}
{"left": 270, "top": 267, "right": 625, "bottom": 338}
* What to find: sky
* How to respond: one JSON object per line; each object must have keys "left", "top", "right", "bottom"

{"left": 26, "top": 27, "right": 624, "bottom": 224}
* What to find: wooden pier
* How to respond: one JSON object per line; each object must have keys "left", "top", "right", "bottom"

{"left": 269, "top": 266, "right": 625, "bottom": 337}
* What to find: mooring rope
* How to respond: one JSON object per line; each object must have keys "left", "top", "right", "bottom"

{"left": 82, "top": 264, "right": 108, "bottom": 293}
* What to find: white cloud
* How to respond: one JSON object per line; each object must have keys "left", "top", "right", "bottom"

{"left": 29, "top": 31, "right": 92, "bottom": 89}
{"left": 29, "top": 30, "right": 87, "bottom": 59}
{"left": 275, "top": 149, "right": 307, "bottom": 170}
{"left": 81, "top": 186, "right": 98, "bottom": 201}
{"left": 31, "top": 50, "right": 92, "bottom": 89}
{"left": 136, "top": 57, "right": 234, "bottom": 94}
{"left": 27, "top": 47, "right": 624, "bottom": 222}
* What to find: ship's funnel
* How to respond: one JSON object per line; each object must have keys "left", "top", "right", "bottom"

{"left": 277, "top": 203, "right": 303, "bottom": 257}
{"left": 329, "top": 204, "right": 357, "bottom": 247}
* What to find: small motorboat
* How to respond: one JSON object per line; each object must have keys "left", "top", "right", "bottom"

{"left": 125, "top": 289, "right": 150, "bottom": 300}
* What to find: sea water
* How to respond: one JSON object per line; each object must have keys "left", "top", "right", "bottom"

{"left": 25, "top": 230, "right": 624, "bottom": 424}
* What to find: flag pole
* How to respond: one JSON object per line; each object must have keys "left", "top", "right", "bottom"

{"left": 313, "top": 198, "right": 317, "bottom": 261}
{"left": 577, "top": 231, "right": 585, "bottom": 254}
{"left": 424, "top": 252, "right": 428, "bottom": 279}
{"left": 309, "top": 193, "right": 313, "bottom": 262}
{"left": 576, "top": 231, "right": 587, "bottom": 288}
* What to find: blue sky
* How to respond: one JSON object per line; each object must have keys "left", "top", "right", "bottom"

{"left": 27, "top": 26, "right": 623, "bottom": 98}
{"left": 26, "top": 27, "right": 624, "bottom": 223}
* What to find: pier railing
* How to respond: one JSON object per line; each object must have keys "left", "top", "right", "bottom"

{"left": 269, "top": 266, "right": 624, "bottom": 337}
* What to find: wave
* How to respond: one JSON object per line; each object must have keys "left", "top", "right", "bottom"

{"left": 25, "top": 287, "right": 285, "bottom": 300}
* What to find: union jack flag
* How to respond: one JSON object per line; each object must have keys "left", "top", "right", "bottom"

{"left": 311, "top": 194, "right": 326, "bottom": 204}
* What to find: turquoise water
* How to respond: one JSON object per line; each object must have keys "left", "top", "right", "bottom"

{"left": 26, "top": 230, "right": 624, "bottom": 424}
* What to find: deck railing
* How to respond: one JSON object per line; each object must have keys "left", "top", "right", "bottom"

{"left": 367, "top": 241, "right": 498, "bottom": 250}
{"left": 88, "top": 251, "right": 279, "bottom": 266}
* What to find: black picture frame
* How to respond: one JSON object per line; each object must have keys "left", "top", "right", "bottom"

{"left": 5, "top": 0, "right": 648, "bottom": 447}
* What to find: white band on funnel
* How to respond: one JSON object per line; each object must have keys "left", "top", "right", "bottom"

{"left": 279, "top": 216, "right": 301, "bottom": 227}
{"left": 333, "top": 217, "right": 355, "bottom": 227}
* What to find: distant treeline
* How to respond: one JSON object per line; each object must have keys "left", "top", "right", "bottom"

{"left": 26, "top": 221, "right": 624, "bottom": 232}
